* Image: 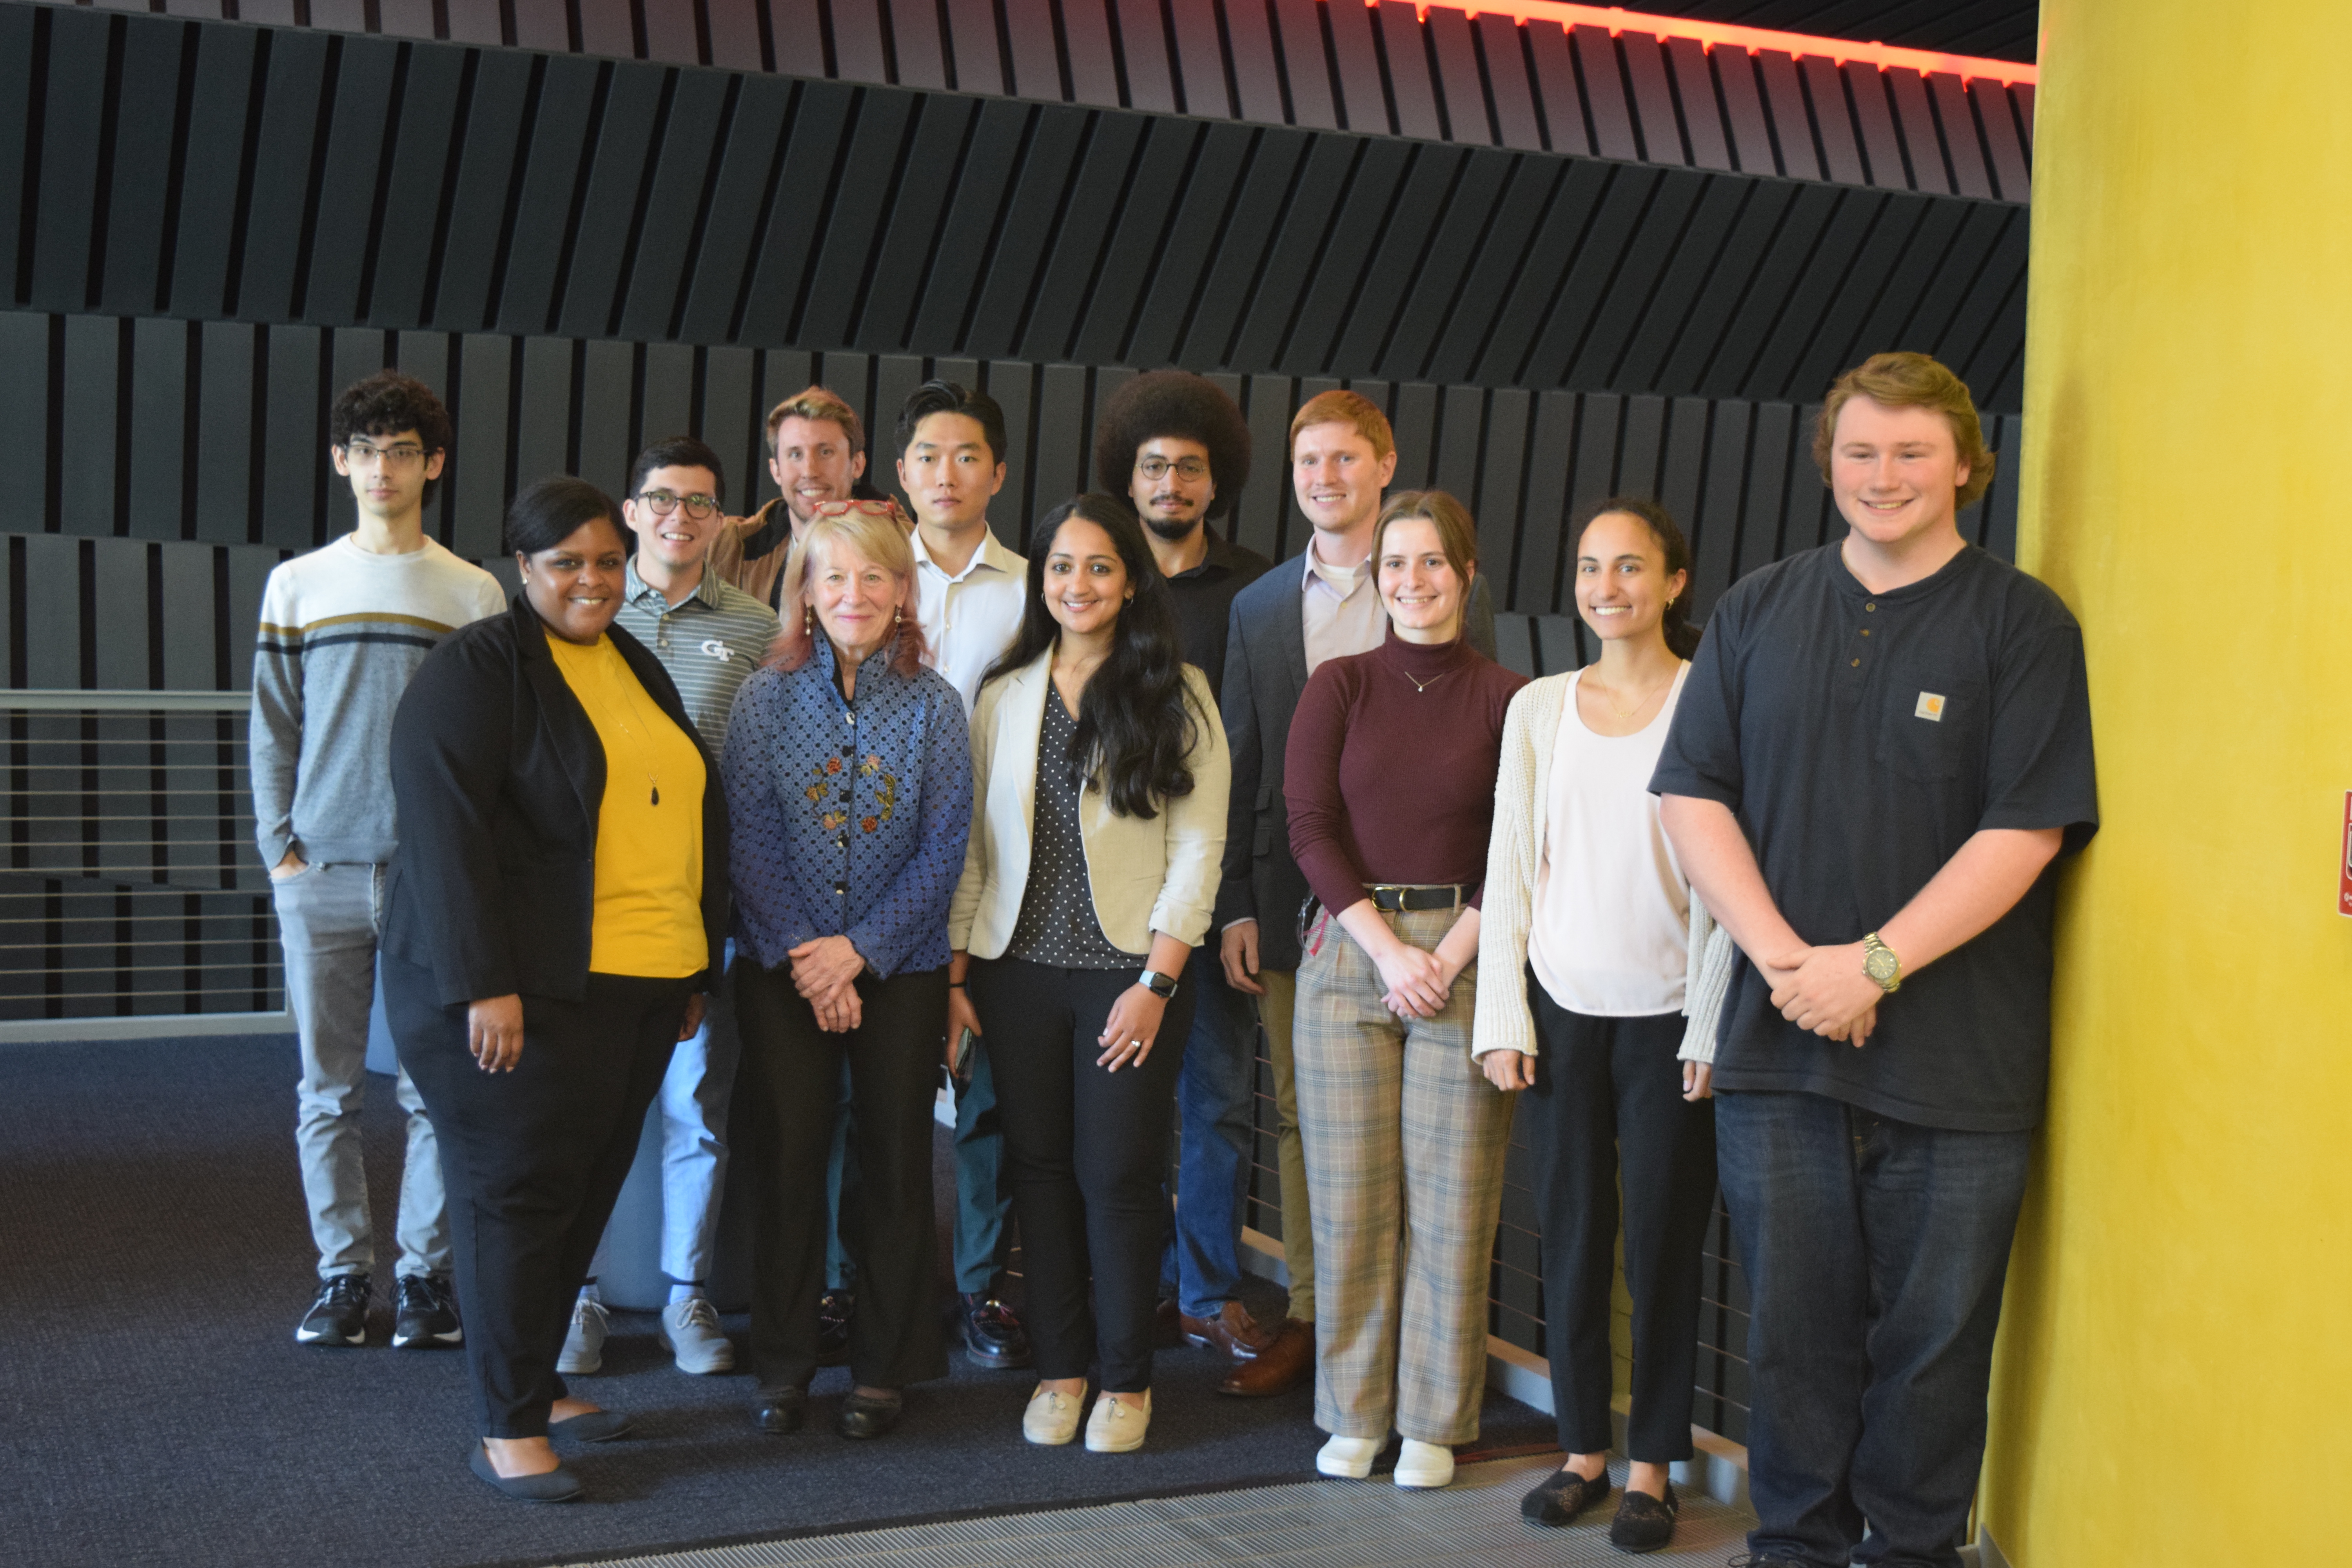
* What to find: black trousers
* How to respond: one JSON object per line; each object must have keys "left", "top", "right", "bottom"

{"left": 385, "top": 951, "right": 691, "bottom": 1439}
{"left": 734, "top": 956, "right": 950, "bottom": 1391}
{"left": 1524, "top": 973, "right": 1719, "bottom": 1460}
{"left": 971, "top": 957, "right": 1192, "bottom": 1392}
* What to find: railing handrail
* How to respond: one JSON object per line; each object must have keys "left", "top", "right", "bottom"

{"left": 0, "top": 690, "right": 250, "bottom": 712}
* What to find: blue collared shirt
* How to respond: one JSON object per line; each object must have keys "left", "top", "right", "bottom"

{"left": 720, "top": 635, "right": 972, "bottom": 978}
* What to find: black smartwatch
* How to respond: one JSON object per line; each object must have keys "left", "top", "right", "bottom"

{"left": 1139, "top": 968, "right": 1180, "bottom": 999}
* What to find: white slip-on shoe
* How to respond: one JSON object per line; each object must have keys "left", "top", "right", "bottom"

{"left": 1023, "top": 1385, "right": 1084, "bottom": 1446}
{"left": 1316, "top": 1435, "right": 1383, "bottom": 1479}
{"left": 1393, "top": 1438, "right": 1455, "bottom": 1488}
{"left": 557, "top": 1296, "right": 609, "bottom": 1375}
{"left": 1084, "top": 1390, "right": 1152, "bottom": 1453}
{"left": 658, "top": 1296, "right": 736, "bottom": 1374}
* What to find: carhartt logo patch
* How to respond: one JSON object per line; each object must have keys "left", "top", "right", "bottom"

{"left": 1915, "top": 692, "right": 1947, "bottom": 722}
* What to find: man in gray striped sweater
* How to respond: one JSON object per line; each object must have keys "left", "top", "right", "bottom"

{"left": 559, "top": 436, "right": 780, "bottom": 1379}
{"left": 251, "top": 371, "right": 506, "bottom": 1351}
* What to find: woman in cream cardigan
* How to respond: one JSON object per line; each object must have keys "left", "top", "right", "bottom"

{"left": 947, "top": 494, "right": 1229, "bottom": 1457}
{"left": 1473, "top": 499, "right": 1733, "bottom": 1554}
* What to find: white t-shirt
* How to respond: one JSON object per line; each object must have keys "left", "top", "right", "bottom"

{"left": 1527, "top": 664, "right": 1692, "bottom": 1017}
{"left": 911, "top": 524, "right": 1027, "bottom": 713}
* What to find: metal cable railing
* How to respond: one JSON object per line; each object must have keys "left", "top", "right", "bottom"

{"left": 0, "top": 692, "right": 282, "bottom": 1022}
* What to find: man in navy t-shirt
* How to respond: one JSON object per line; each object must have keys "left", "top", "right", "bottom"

{"left": 1652, "top": 353, "right": 2096, "bottom": 1568}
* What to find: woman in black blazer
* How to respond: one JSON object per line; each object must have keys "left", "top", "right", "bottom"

{"left": 382, "top": 477, "right": 728, "bottom": 1503}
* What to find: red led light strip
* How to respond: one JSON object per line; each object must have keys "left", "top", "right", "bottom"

{"left": 1364, "top": 2, "right": 2039, "bottom": 86}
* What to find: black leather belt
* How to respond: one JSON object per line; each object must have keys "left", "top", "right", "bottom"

{"left": 1367, "top": 884, "right": 1466, "bottom": 912}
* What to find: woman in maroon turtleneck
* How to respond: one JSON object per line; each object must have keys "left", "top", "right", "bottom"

{"left": 1283, "top": 491, "right": 1526, "bottom": 1490}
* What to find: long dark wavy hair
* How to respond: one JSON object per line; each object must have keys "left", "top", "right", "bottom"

{"left": 1573, "top": 496, "right": 1702, "bottom": 660}
{"left": 981, "top": 494, "right": 1205, "bottom": 820}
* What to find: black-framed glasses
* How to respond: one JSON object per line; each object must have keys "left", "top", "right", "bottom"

{"left": 343, "top": 439, "right": 428, "bottom": 469}
{"left": 1136, "top": 455, "right": 1209, "bottom": 481}
{"left": 638, "top": 488, "right": 720, "bottom": 519}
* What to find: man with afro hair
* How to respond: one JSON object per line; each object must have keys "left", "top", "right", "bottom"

{"left": 1090, "top": 370, "right": 1277, "bottom": 1370}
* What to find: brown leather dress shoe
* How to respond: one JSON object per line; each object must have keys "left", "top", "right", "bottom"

{"left": 1216, "top": 1317, "right": 1313, "bottom": 1396}
{"left": 1181, "top": 1300, "right": 1278, "bottom": 1360}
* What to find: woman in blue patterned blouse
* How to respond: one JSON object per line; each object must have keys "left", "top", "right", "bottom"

{"left": 721, "top": 500, "right": 972, "bottom": 1443}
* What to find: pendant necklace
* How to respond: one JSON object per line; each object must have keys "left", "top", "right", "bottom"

{"left": 1401, "top": 666, "right": 1449, "bottom": 694}
{"left": 579, "top": 661, "right": 666, "bottom": 804}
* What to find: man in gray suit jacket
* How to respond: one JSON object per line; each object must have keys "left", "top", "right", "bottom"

{"left": 1212, "top": 390, "right": 1496, "bottom": 1397}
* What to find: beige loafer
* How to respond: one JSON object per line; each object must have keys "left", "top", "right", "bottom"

{"left": 1083, "top": 1390, "right": 1151, "bottom": 1453}
{"left": 1022, "top": 1385, "right": 1083, "bottom": 1446}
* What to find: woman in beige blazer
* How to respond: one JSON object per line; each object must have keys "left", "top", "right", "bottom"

{"left": 946, "top": 494, "right": 1228, "bottom": 1457}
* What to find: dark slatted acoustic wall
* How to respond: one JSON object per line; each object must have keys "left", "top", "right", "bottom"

{"left": 3, "top": 4, "right": 2033, "bottom": 412}
{"left": 1637, "top": 2, "right": 2039, "bottom": 65}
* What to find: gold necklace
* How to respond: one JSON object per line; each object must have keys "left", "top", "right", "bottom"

{"left": 573, "top": 650, "right": 668, "bottom": 805}
{"left": 1590, "top": 667, "right": 1677, "bottom": 720}
{"left": 1401, "top": 666, "right": 1449, "bottom": 694}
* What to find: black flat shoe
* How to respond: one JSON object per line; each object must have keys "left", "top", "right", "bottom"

{"left": 1521, "top": 1466, "right": 1610, "bottom": 1527}
{"left": 834, "top": 1388, "right": 904, "bottom": 1440}
{"left": 1608, "top": 1482, "right": 1679, "bottom": 1553}
{"left": 548, "top": 1408, "right": 633, "bottom": 1443}
{"left": 468, "top": 1443, "right": 582, "bottom": 1503}
{"left": 751, "top": 1384, "right": 809, "bottom": 1434}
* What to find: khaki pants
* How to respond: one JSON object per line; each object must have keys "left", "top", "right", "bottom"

{"left": 1258, "top": 968, "right": 1314, "bottom": 1323}
{"left": 1292, "top": 906, "right": 1512, "bottom": 1443}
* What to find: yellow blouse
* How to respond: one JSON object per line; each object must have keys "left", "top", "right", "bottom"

{"left": 544, "top": 633, "right": 708, "bottom": 979}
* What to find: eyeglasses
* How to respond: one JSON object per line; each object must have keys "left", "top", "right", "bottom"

{"left": 1136, "top": 456, "right": 1209, "bottom": 482}
{"left": 638, "top": 489, "right": 720, "bottom": 519}
{"left": 343, "top": 439, "right": 428, "bottom": 469}
{"left": 811, "top": 498, "right": 914, "bottom": 527}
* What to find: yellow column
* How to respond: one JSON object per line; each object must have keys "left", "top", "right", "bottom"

{"left": 1987, "top": 3, "right": 2352, "bottom": 1562}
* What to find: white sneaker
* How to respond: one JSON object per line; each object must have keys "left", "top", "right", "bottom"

{"left": 1084, "top": 1390, "right": 1151, "bottom": 1453}
{"left": 1023, "top": 1385, "right": 1083, "bottom": 1446}
{"left": 658, "top": 1296, "right": 736, "bottom": 1374}
{"left": 1316, "top": 1435, "right": 1382, "bottom": 1479}
{"left": 1393, "top": 1438, "right": 1455, "bottom": 1488}
{"left": 557, "top": 1296, "right": 610, "bottom": 1375}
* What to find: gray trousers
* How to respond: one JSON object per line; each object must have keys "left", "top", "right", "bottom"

{"left": 273, "top": 860, "right": 450, "bottom": 1280}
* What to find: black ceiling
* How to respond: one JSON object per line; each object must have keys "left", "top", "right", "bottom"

{"left": 1633, "top": 2, "right": 2039, "bottom": 65}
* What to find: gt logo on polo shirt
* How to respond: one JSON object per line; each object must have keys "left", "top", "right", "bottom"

{"left": 701, "top": 639, "right": 736, "bottom": 661}
{"left": 1915, "top": 692, "right": 1947, "bottom": 722}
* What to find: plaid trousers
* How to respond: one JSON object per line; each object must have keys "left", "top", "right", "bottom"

{"left": 1292, "top": 905, "right": 1515, "bottom": 1444}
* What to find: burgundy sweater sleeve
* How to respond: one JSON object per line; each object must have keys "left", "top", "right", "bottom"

{"left": 1283, "top": 661, "right": 1370, "bottom": 917}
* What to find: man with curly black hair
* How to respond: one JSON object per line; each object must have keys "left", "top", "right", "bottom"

{"left": 1089, "top": 370, "right": 1278, "bottom": 1374}
{"left": 252, "top": 370, "right": 505, "bottom": 1353}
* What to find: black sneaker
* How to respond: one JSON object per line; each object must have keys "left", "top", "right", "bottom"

{"left": 958, "top": 1292, "right": 1032, "bottom": 1369}
{"left": 296, "top": 1273, "right": 370, "bottom": 1346}
{"left": 392, "top": 1273, "right": 463, "bottom": 1348}
{"left": 817, "top": 1289, "right": 855, "bottom": 1367}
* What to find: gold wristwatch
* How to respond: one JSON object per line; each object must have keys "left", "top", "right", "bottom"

{"left": 1861, "top": 932, "right": 1903, "bottom": 994}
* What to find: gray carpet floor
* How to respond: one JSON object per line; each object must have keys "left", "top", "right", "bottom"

{"left": 0, "top": 1034, "right": 1555, "bottom": 1568}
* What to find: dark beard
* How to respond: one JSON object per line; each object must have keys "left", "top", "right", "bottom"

{"left": 1143, "top": 512, "right": 1200, "bottom": 544}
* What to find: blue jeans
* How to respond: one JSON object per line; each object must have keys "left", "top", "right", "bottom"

{"left": 1717, "top": 1091, "right": 2031, "bottom": 1568}
{"left": 1160, "top": 945, "right": 1258, "bottom": 1318}
{"left": 951, "top": 1038, "right": 1012, "bottom": 1295}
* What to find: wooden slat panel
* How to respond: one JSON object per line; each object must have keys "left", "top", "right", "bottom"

{"left": 1001, "top": 0, "right": 1062, "bottom": 103}
{"left": 981, "top": 360, "right": 1030, "bottom": 544}
{"left": 1735, "top": 400, "right": 1794, "bottom": 584}
{"left": 1234, "top": 374, "right": 1292, "bottom": 561}
{"left": 1611, "top": 175, "right": 1753, "bottom": 392}
{"left": 514, "top": 336, "right": 573, "bottom": 488}
{"left": 672, "top": 76, "right": 796, "bottom": 341}
{"left": 1477, "top": 15, "right": 1543, "bottom": 152}
{"left": 1713, "top": 45, "right": 1775, "bottom": 174}
{"left": 1381, "top": 1, "right": 1444, "bottom": 143}
{"left": 701, "top": 345, "right": 760, "bottom": 509}
{"left": 236, "top": 29, "right": 336, "bottom": 320}
{"left": 643, "top": 0, "right": 704, "bottom": 65}
{"left": 1514, "top": 391, "right": 1576, "bottom": 613}
{"left": 1798, "top": 56, "right": 1864, "bottom": 186}
{"left": 22, "top": 535, "right": 83, "bottom": 688}
{"left": 1842, "top": 196, "right": 1966, "bottom": 367}
{"left": 735, "top": 79, "right": 857, "bottom": 348}
{"left": 93, "top": 540, "right": 148, "bottom": 690}
{"left": 128, "top": 319, "right": 188, "bottom": 542}
{"left": 640, "top": 341, "right": 697, "bottom": 452}
{"left": 1523, "top": 20, "right": 1587, "bottom": 156}
{"left": 1265, "top": 138, "right": 1411, "bottom": 372}
{"left": 1323, "top": 0, "right": 1385, "bottom": 134}
{"left": 1434, "top": 384, "right": 1483, "bottom": 500}
{"left": 576, "top": 339, "right": 635, "bottom": 499}
{"left": 1843, "top": 62, "right": 1907, "bottom": 190}
{"left": 2011, "top": 83, "right": 2034, "bottom": 154}
{"left": 193, "top": 322, "right": 253, "bottom": 544}
{"left": 1112, "top": 0, "right": 1176, "bottom": 114}
{"left": 576, "top": 0, "right": 637, "bottom": 60}
{"left": 1422, "top": 155, "right": 1564, "bottom": 387}
{"left": 1886, "top": 69, "right": 1947, "bottom": 194}
{"left": 1060, "top": 0, "right": 1121, "bottom": 109}
{"left": 1474, "top": 158, "right": 1612, "bottom": 385}
{"left": 1116, "top": 119, "right": 1254, "bottom": 369}
{"left": 615, "top": 70, "right": 735, "bottom": 341}
{"left": 1372, "top": 145, "right": 1511, "bottom": 382}
{"left": 1424, "top": 7, "right": 1490, "bottom": 145}
{"left": 492, "top": 54, "right": 605, "bottom": 334}
{"left": 1272, "top": 0, "right": 1338, "bottom": 131}
{"left": 452, "top": 334, "right": 510, "bottom": 558}
{"left": 1976, "top": 77, "right": 2031, "bottom": 202}
{"left": 60, "top": 316, "right": 120, "bottom": 539}
{"left": 301, "top": 36, "right": 401, "bottom": 325}
{"left": 940, "top": 0, "right": 1004, "bottom": 94}
{"left": 1164, "top": 0, "right": 1227, "bottom": 117}
{"left": 903, "top": 98, "right": 1031, "bottom": 350}
{"left": 1388, "top": 382, "right": 1438, "bottom": 492}
{"left": 958, "top": 106, "right": 1090, "bottom": 359}
{"left": 511, "top": 0, "right": 572, "bottom": 52}
{"left": 1745, "top": 190, "right": 1884, "bottom": 399}
{"left": 1537, "top": 169, "right": 1693, "bottom": 387}
{"left": 1332, "top": 141, "right": 1472, "bottom": 376}
{"left": 1619, "top": 33, "right": 1685, "bottom": 165}
{"left": 364, "top": 43, "right": 466, "bottom": 325}
{"left": 1615, "top": 393, "right": 1665, "bottom": 498}
{"left": 1689, "top": 398, "right": 1747, "bottom": 617}
{"left": 1223, "top": 0, "right": 1286, "bottom": 126}
{"left": 1571, "top": 26, "right": 1638, "bottom": 163}
{"left": 261, "top": 325, "right": 323, "bottom": 549}
{"left": 156, "top": 541, "right": 217, "bottom": 690}
{"left": 1666, "top": 38, "right": 1731, "bottom": 171}
{"left": 1929, "top": 73, "right": 1995, "bottom": 200}
{"left": 1691, "top": 182, "right": 1837, "bottom": 398}
{"left": 707, "top": 0, "right": 766, "bottom": 71}
{"left": 97, "top": 16, "right": 190, "bottom": 317}
{"left": 765, "top": 0, "right": 826, "bottom": 77}
{"left": 1475, "top": 387, "right": 1530, "bottom": 602}
{"left": 425, "top": 49, "right": 533, "bottom": 331}
{"left": 554, "top": 63, "right": 670, "bottom": 339}
{"left": 0, "top": 316, "right": 47, "bottom": 541}
{"left": 855, "top": 94, "right": 980, "bottom": 348}
{"left": 0, "top": 7, "right": 34, "bottom": 306}
{"left": 829, "top": 0, "right": 889, "bottom": 82}
{"left": 1177, "top": 127, "right": 1314, "bottom": 370}
{"left": 1755, "top": 51, "right": 1818, "bottom": 181}
{"left": 1013, "top": 112, "right": 1149, "bottom": 363}
{"left": 28, "top": 5, "right": 111, "bottom": 311}
{"left": 1655, "top": 179, "right": 1795, "bottom": 392}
